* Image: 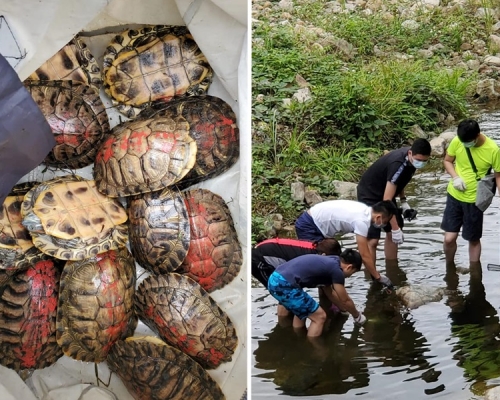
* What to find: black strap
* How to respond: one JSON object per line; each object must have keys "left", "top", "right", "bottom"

{"left": 465, "top": 147, "right": 491, "bottom": 181}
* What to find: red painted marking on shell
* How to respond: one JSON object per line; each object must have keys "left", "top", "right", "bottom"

{"left": 154, "top": 132, "right": 176, "bottom": 153}
{"left": 128, "top": 130, "right": 149, "bottom": 152}
{"left": 97, "top": 137, "right": 116, "bottom": 163}
{"left": 58, "top": 134, "right": 80, "bottom": 146}
{"left": 205, "top": 347, "right": 225, "bottom": 366}
{"left": 15, "top": 260, "right": 58, "bottom": 368}
{"left": 102, "top": 320, "right": 127, "bottom": 354}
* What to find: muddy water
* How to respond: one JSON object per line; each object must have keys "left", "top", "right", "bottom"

{"left": 251, "top": 113, "right": 500, "bottom": 399}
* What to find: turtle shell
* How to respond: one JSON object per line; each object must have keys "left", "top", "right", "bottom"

{"left": 21, "top": 175, "right": 129, "bottom": 260}
{"left": 0, "top": 182, "right": 47, "bottom": 270}
{"left": 178, "top": 189, "right": 242, "bottom": 292}
{"left": 102, "top": 25, "right": 213, "bottom": 119}
{"left": 93, "top": 115, "right": 197, "bottom": 197}
{"left": 56, "top": 248, "right": 137, "bottom": 362}
{"left": 26, "top": 36, "right": 102, "bottom": 91}
{"left": 396, "top": 285, "right": 445, "bottom": 310}
{"left": 134, "top": 273, "right": 237, "bottom": 369}
{"left": 128, "top": 188, "right": 190, "bottom": 274}
{"left": 139, "top": 95, "right": 239, "bottom": 188}
{"left": 0, "top": 258, "right": 62, "bottom": 371}
{"left": 107, "top": 336, "right": 225, "bottom": 400}
{"left": 25, "top": 80, "right": 110, "bottom": 169}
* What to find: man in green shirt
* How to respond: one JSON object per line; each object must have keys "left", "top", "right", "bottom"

{"left": 442, "top": 119, "right": 500, "bottom": 263}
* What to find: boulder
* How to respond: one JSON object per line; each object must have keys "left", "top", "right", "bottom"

{"left": 396, "top": 285, "right": 445, "bottom": 309}
{"left": 332, "top": 180, "right": 357, "bottom": 199}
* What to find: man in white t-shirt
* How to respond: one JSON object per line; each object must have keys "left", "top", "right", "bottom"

{"left": 294, "top": 199, "right": 397, "bottom": 289}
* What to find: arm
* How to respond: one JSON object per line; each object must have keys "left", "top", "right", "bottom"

{"left": 443, "top": 154, "right": 457, "bottom": 178}
{"left": 496, "top": 172, "right": 500, "bottom": 195}
{"left": 331, "top": 283, "right": 359, "bottom": 318}
{"left": 382, "top": 181, "right": 399, "bottom": 230}
{"left": 355, "top": 234, "right": 380, "bottom": 279}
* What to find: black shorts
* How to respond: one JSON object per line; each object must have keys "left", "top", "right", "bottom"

{"left": 366, "top": 206, "right": 404, "bottom": 240}
{"left": 251, "top": 259, "right": 275, "bottom": 288}
{"left": 441, "top": 193, "right": 483, "bottom": 241}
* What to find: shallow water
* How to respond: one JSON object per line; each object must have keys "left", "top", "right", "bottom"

{"left": 251, "top": 113, "right": 500, "bottom": 399}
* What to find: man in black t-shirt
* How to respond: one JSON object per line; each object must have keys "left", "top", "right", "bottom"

{"left": 357, "top": 138, "right": 431, "bottom": 262}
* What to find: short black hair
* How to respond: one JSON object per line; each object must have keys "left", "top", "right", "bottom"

{"left": 411, "top": 138, "right": 431, "bottom": 156}
{"left": 314, "top": 238, "right": 341, "bottom": 255}
{"left": 457, "top": 119, "right": 480, "bottom": 143}
{"left": 340, "top": 248, "right": 362, "bottom": 270}
{"left": 372, "top": 200, "right": 397, "bottom": 219}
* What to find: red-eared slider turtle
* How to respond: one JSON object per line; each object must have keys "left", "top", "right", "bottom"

{"left": 0, "top": 258, "right": 62, "bottom": 371}
{"left": 139, "top": 95, "right": 239, "bottom": 188}
{"left": 0, "top": 182, "right": 47, "bottom": 270}
{"left": 107, "top": 336, "right": 225, "bottom": 400}
{"left": 25, "top": 80, "right": 110, "bottom": 169}
{"left": 134, "top": 273, "right": 237, "bottom": 369}
{"left": 396, "top": 285, "right": 445, "bottom": 309}
{"left": 128, "top": 188, "right": 190, "bottom": 275}
{"left": 21, "top": 175, "right": 128, "bottom": 260}
{"left": 178, "top": 189, "right": 242, "bottom": 292}
{"left": 93, "top": 115, "right": 197, "bottom": 197}
{"left": 26, "top": 36, "right": 102, "bottom": 91}
{"left": 56, "top": 248, "right": 137, "bottom": 362}
{"left": 102, "top": 25, "right": 213, "bottom": 119}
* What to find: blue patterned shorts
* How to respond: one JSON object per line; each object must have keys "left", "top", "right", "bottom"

{"left": 267, "top": 271, "right": 319, "bottom": 320}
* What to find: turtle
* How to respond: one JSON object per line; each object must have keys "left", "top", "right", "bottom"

{"left": 128, "top": 188, "right": 190, "bottom": 275}
{"left": 25, "top": 80, "right": 110, "bottom": 169}
{"left": 107, "top": 336, "right": 225, "bottom": 400}
{"left": 56, "top": 247, "right": 137, "bottom": 362}
{"left": 0, "top": 182, "right": 47, "bottom": 270}
{"left": 102, "top": 25, "right": 213, "bottom": 119}
{"left": 178, "top": 188, "right": 242, "bottom": 292}
{"left": 26, "top": 36, "right": 102, "bottom": 91}
{"left": 93, "top": 115, "right": 197, "bottom": 198}
{"left": 134, "top": 273, "right": 238, "bottom": 369}
{"left": 0, "top": 257, "right": 63, "bottom": 371}
{"left": 21, "top": 175, "right": 129, "bottom": 260}
{"left": 139, "top": 95, "right": 240, "bottom": 189}
{"left": 396, "top": 285, "right": 445, "bottom": 309}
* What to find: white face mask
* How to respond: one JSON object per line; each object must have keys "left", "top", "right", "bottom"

{"left": 412, "top": 159, "right": 427, "bottom": 169}
{"left": 463, "top": 140, "right": 477, "bottom": 148}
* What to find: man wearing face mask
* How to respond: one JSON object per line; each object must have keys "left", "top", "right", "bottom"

{"left": 295, "top": 199, "right": 397, "bottom": 289}
{"left": 356, "top": 138, "right": 432, "bottom": 263}
{"left": 442, "top": 119, "right": 500, "bottom": 264}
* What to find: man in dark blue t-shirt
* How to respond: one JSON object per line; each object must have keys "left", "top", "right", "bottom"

{"left": 267, "top": 249, "right": 365, "bottom": 337}
{"left": 357, "top": 138, "right": 431, "bottom": 262}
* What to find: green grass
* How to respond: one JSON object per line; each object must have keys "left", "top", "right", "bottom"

{"left": 252, "top": 0, "right": 496, "bottom": 240}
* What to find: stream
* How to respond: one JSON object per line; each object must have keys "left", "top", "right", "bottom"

{"left": 251, "top": 112, "right": 500, "bottom": 399}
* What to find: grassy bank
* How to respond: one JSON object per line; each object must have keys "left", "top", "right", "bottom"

{"left": 252, "top": 0, "right": 498, "bottom": 242}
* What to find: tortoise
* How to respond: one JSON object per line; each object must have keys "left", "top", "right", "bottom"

{"left": 396, "top": 285, "right": 445, "bottom": 309}
{"left": 102, "top": 25, "right": 213, "bottom": 119}
{"left": 139, "top": 95, "right": 240, "bottom": 189}
{"left": 0, "top": 257, "right": 63, "bottom": 371}
{"left": 0, "top": 182, "right": 47, "bottom": 270}
{"left": 25, "top": 80, "right": 110, "bottom": 169}
{"left": 93, "top": 115, "right": 197, "bottom": 198}
{"left": 178, "top": 188, "right": 242, "bottom": 292}
{"left": 21, "top": 175, "right": 129, "bottom": 260}
{"left": 107, "top": 336, "right": 225, "bottom": 400}
{"left": 26, "top": 36, "right": 102, "bottom": 91}
{"left": 134, "top": 273, "right": 237, "bottom": 369}
{"left": 56, "top": 247, "right": 137, "bottom": 362}
{"left": 128, "top": 188, "right": 190, "bottom": 275}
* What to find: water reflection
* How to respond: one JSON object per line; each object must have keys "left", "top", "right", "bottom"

{"left": 445, "top": 262, "right": 500, "bottom": 393}
{"left": 253, "top": 315, "right": 370, "bottom": 396}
